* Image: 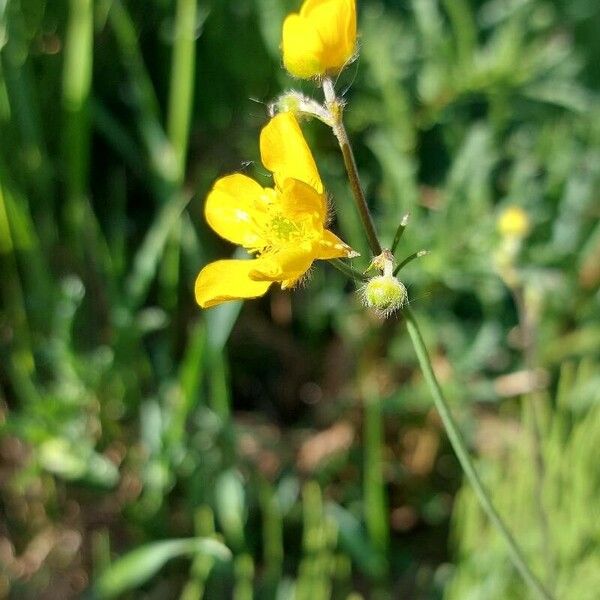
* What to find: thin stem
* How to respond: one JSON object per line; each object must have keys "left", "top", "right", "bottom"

{"left": 258, "top": 479, "right": 283, "bottom": 593}
{"left": 161, "top": 0, "right": 198, "bottom": 311}
{"left": 62, "top": 0, "right": 93, "bottom": 251}
{"left": 323, "top": 78, "right": 382, "bottom": 257}
{"left": 363, "top": 389, "right": 390, "bottom": 559}
{"left": 404, "top": 307, "right": 554, "bottom": 600}
{"left": 393, "top": 250, "right": 428, "bottom": 276}
{"left": 329, "top": 258, "right": 369, "bottom": 282}
{"left": 167, "top": 0, "right": 197, "bottom": 183}
{"left": 0, "top": 182, "right": 36, "bottom": 384}
{"left": 391, "top": 214, "right": 409, "bottom": 254}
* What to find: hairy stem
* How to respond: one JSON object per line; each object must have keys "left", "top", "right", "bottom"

{"left": 322, "top": 78, "right": 382, "bottom": 257}
{"left": 404, "top": 307, "right": 554, "bottom": 600}
{"left": 329, "top": 258, "right": 368, "bottom": 282}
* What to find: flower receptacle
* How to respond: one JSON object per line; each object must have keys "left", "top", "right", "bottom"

{"left": 362, "top": 274, "right": 408, "bottom": 318}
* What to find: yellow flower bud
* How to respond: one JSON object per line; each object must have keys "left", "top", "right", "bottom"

{"left": 362, "top": 275, "right": 408, "bottom": 318}
{"left": 497, "top": 206, "right": 530, "bottom": 239}
{"left": 282, "top": 0, "right": 357, "bottom": 79}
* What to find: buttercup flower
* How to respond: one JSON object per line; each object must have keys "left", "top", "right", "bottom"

{"left": 282, "top": 0, "right": 357, "bottom": 79}
{"left": 497, "top": 205, "right": 530, "bottom": 239}
{"left": 195, "top": 113, "right": 356, "bottom": 308}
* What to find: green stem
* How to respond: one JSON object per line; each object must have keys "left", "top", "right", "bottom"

{"left": 179, "top": 506, "right": 216, "bottom": 600}
{"left": 390, "top": 214, "right": 409, "bottom": 255}
{"left": 160, "top": 0, "right": 198, "bottom": 311}
{"left": 259, "top": 479, "right": 283, "bottom": 592}
{"left": 0, "top": 181, "right": 36, "bottom": 384}
{"left": 322, "top": 78, "right": 382, "bottom": 257}
{"left": 62, "top": 0, "right": 93, "bottom": 248}
{"left": 404, "top": 307, "right": 554, "bottom": 600}
{"left": 329, "top": 258, "right": 368, "bottom": 282}
{"left": 363, "top": 391, "right": 389, "bottom": 560}
{"left": 393, "top": 249, "right": 427, "bottom": 276}
{"left": 167, "top": 0, "right": 197, "bottom": 182}
{"left": 322, "top": 76, "right": 549, "bottom": 597}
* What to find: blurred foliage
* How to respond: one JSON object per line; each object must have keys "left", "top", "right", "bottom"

{"left": 0, "top": 0, "right": 599, "bottom": 598}
{"left": 448, "top": 360, "right": 600, "bottom": 600}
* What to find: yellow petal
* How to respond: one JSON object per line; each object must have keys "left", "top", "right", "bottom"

{"left": 301, "top": 0, "right": 344, "bottom": 16}
{"left": 205, "top": 174, "right": 273, "bottom": 248}
{"left": 282, "top": 13, "right": 326, "bottom": 79}
{"left": 305, "top": 0, "right": 356, "bottom": 72}
{"left": 283, "top": 0, "right": 357, "bottom": 78}
{"left": 195, "top": 259, "right": 272, "bottom": 308}
{"left": 250, "top": 246, "right": 314, "bottom": 285}
{"left": 316, "top": 229, "right": 357, "bottom": 259}
{"left": 280, "top": 178, "right": 327, "bottom": 226}
{"left": 260, "top": 113, "right": 323, "bottom": 194}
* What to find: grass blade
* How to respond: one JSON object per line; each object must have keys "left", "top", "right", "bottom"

{"left": 93, "top": 537, "right": 231, "bottom": 599}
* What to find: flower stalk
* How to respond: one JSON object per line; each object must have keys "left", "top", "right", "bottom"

{"left": 393, "top": 249, "right": 428, "bottom": 276}
{"left": 196, "top": 2, "right": 556, "bottom": 595}
{"left": 330, "top": 258, "right": 368, "bottom": 282}
{"left": 322, "top": 78, "right": 382, "bottom": 257}
{"left": 404, "top": 307, "right": 554, "bottom": 600}
{"left": 390, "top": 214, "right": 409, "bottom": 255}
{"left": 323, "top": 74, "right": 553, "bottom": 599}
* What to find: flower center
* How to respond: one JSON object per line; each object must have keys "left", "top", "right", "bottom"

{"left": 246, "top": 190, "right": 319, "bottom": 257}
{"left": 268, "top": 214, "right": 303, "bottom": 242}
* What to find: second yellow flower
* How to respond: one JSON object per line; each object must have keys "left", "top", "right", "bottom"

{"left": 282, "top": 0, "right": 357, "bottom": 79}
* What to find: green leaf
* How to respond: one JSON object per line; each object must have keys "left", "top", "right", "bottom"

{"left": 38, "top": 439, "right": 119, "bottom": 488}
{"left": 215, "top": 469, "right": 247, "bottom": 550}
{"left": 326, "top": 503, "right": 386, "bottom": 578}
{"left": 93, "top": 537, "right": 231, "bottom": 598}
{"left": 125, "top": 191, "right": 189, "bottom": 309}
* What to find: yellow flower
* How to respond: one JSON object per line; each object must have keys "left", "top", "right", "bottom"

{"left": 497, "top": 206, "right": 530, "bottom": 239}
{"left": 195, "top": 113, "right": 356, "bottom": 308}
{"left": 282, "top": 0, "right": 357, "bottom": 79}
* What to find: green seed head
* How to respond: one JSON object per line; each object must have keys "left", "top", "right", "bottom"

{"left": 362, "top": 275, "right": 407, "bottom": 317}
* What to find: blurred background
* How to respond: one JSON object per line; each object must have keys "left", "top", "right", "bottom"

{"left": 1, "top": 0, "right": 599, "bottom": 598}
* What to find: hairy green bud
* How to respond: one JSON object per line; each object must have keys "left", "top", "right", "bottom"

{"left": 362, "top": 274, "right": 407, "bottom": 317}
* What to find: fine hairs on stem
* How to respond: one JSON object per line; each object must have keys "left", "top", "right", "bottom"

{"left": 322, "top": 79, "right": 555, "bottom": 600}
{"left": 322, "top": 77, "right": 382, "bottom": 257}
